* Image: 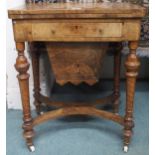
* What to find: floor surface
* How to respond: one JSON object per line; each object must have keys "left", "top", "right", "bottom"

{"left": 6, "top": 81, "right": 149, "bottom": 155}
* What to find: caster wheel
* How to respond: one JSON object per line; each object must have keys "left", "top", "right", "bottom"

{"left": 40, "top": 111, "right": 44, "bottom": 115}
{"left": 29, "top": 145, "right": 35, "bottom": 152}
{"left": 123, "top": 146, "right": 128, "bottom": 153}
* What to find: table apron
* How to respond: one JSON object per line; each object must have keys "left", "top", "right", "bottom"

{"left": 13, "top": 19, "right": 141, "bottom": 42}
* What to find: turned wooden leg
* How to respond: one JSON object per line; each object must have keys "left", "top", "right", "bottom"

{"left": 123, "top": 41, "right": 140, "bottom": 152}
{"left": 29, "top": 42, "right": 42, "bottom": 115}
{"left": 113, "top": 43, "right": 122, "bottom": 114}
{"left": 15, "top": 42, "right": 35, "bottom": 152}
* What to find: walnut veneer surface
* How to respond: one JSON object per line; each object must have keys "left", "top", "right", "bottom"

{"left": 8, "top": 2, "right": 146, "bottom": 152}
{"left": 9, "top": 2, "right": 145, "bottom": 18}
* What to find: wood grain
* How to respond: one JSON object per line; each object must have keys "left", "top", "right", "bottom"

{"left": 29, "top": 42, "right": 42, "bottom": 115}
{"left": 8, "top": 2, "right": 146, "bottom": 150}
{"left": 46, "top": 42, "right": 108, "bottom": 85}
{"left": 113, "top": 43, "right": 122, "bottom": 114}
{"left": 33, "top": 106, "right": 124, "bottom": 126}
{"left": 38, "top": 93, "right": 114, "bottom": 108}
{"left": 124, "top": 41, "right": 140, "bottom": 147}
{"left": 8, "top": 2, "right": 146, "bottom": 19}
{"left": 13, "top": 19, "right": 141, "bottom": 42}
{"left": 15, "top": 42, "right": 35, "bottom": 147}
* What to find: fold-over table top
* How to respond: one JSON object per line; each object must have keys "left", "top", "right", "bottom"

{"left": 8, "top": 2, "right": 146, "bottom": 19}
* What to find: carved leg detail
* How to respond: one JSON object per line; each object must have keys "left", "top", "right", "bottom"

{"left": 113, "top": 43, "right": 122, "bottom": 114}
{"left": 15, "top": 42, "right": 35, "bottom": 151}
{"left": 123, "top": 41, "right": 140, "bottom": 151}
{"left": 30, "top": 43, "right": 42, "bottom": 115}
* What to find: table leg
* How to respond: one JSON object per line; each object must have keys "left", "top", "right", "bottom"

{"left": 123, "top": 41, "right": 140, "bottom": 152}
{"left": 29, "top": 42, "right": 42, "bottom": 115}
{"left": 15, "top": 42, "right": 35, "bottom": 152}
{"left": 113, "top": 43, "right": 122, "bottom": 114}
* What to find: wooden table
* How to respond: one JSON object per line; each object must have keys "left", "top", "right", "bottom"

{"left": 8, "top": 2, "right": 146, "bottom": 152}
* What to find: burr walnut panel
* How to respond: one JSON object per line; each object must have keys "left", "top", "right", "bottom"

{"left": 46, "top": 42, "right": 108, "bottom": 85}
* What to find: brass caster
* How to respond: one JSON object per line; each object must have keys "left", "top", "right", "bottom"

{"left": 123, "top": 146, "right": 128, "bottom": 153}
{"left": 115, "top": 113, "right": 119, "bottom": 115}
{"left": 37, "top": 111, "right": 44, "bottom": 115}
{"left": 40, "top": 111, "right": 44, "bottom": 115}
{"left": 29, "top": 145, "right": 35, "bottom": 152}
